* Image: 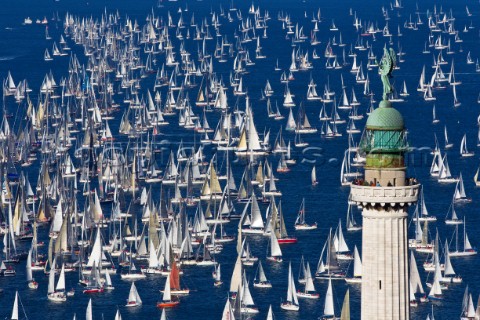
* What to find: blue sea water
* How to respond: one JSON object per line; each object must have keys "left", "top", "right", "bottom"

{"left": 0, "top": 0, "right": 479, "bottom": 319}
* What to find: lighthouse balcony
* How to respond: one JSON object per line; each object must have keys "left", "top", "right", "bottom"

{"left": 350, "top": 183, "right": 419, "bottom": 207}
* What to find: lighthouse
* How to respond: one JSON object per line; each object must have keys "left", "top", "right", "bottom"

{"left": 350, "top": 48, "right": 419, "bottom": 320}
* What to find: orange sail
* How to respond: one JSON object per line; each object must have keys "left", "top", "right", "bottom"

{"left": 170, "top": 263, "right": 180, "bottom": 291}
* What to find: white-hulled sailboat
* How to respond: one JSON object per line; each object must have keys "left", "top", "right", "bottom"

{"left": 47, "top": 262, "right": 67, "bottom": 302}
{"left": 297, "top": 261, "right": 319, "bottom": 299}
{"left": 253, "top": 261, "right": 272, "bottom": 288}
{"left": 280, "top": 262, "right": 299, "bottom": 311}
{"left": 311, "top": 166, "right": 318, "bottom": 185}
{"left": 449, "top": 217, "right": 477, "bottom": 257}
{"left": 427, "top": 262, "right": 444, "bottom": 301}
{"left": 445, "top": 200, "right": 463, "bottom": 225}
{"left": 438, "top": 154, "right": 458, "bottom": 183}
{"left": 26, "top": 249, "right": 38, "bottom": 289}
{"left": 454, "top": 173, "right": 471, "bottom": 202}
{"left": 294, "top": 198, "right": 317, "bottom": 230}
{"left": 345, "top": 245, "right": 362, "bottom": 284}
{"left": 334, "top": 220, "right": 353, "bottom": 260}
{"left": 412, "top": 186, "right": 437, "bottom": 222}
{"left": 266, "top": 229, "right": 283, "bottom": 262}
{"left": 410, "top": 251, "right": 428, "bottom": 303}
{"left": 346, "top": 203, "right": 361, "bottom": 231}
{"left": 126, "top": 282, "right": 142, "bottom": 307}
{"left": 460, "top": 134, "right": 474, "bottom": 157}
{"left": 442, "top": 240, "right": 462, "bottom": 283}
{"left": 321, "top": 278, "right": 339, "bottom": 319}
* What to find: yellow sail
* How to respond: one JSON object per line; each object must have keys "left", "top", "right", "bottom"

{"left": 209, "top": 162, "right": 222, "bottom": 194}
{"left": 201, "top": 180, "right": 211, "bottom": 196}
{"left": 340, "top": 289, "right": 350, "bottom": 320}
{"left": 256, "top": 163, "right": 264, "bottom": 184}
{"left": 237, "top": 128, "right": 247, "bottom": 151}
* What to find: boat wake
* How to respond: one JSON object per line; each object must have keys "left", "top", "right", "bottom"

{"left": 0, "top": 56, "right": 18, "bottom": 61}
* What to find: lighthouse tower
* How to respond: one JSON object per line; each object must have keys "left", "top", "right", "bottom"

{"left": 350, "top": 49, "right": 419, "bottom": 320}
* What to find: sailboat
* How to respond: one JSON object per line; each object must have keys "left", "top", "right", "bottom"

{"left": 449, "top": 217, "right": 477, "bottom": 257}
{"left": 340, "top": 289, "right": 350, "bottom": 320}
{"left": 438, "top": 154, "right": 458, "bottom": 183}
{"left": 296, "top": 261, "right": 319, "bottom": 299}
{"left": 242, "top": 196, "right": 265, "bottom": 234}
{"left": 453, "top": 84, "right": 461, "bottom": 107}
{"left": 410, "top": 251, "right": 428, "bottom": 303}
{"left": 460, "top": 287, "right": 476, "bottom": 320}
{"left": 104, "top": 270, "right": 115, "bottom": 290}
{"left": 266, "top": 229, "right": 283, "bottom": 262}
{"left": 432, "top": 105, "right": 439, "bottom": 124}
{"left": 399, "top": 80, "right": 409, "bottom": 96}
{"left": 26, "top": 249, "right": 38, "bottom": 289}
{"left": 157, "top": 274, "right": 180, "bottom": 308}
{"left": 427, "top": 266, "right": 443, "bottom": 300}
{"left": 120, "top": 260, "right": 146, "bottom": 280}
{"left": 345, "top": 246, "right": 362, "bottom": 284}
{"left": 167, "top": 262, "right": 189, "bottom": 295}
{"left": 316, "top": 229, "right": 346, "bottom": 279}
{"left": 47, "top": 262, "right": 67, "bottom": 302}
{"left": 346, "top": 203, "right": 361, "bottom": 231}
{"left": 126, "top": 282, "right": 142, "bottom": 307}
{"left": 460, "top": 134, "right": 474, "bottom": 157}
{"left": 253, "top": 261, "right": 272, "bottom": 288}
{"left": 442, "top": 240, "right": 462, "bottom": 283}
{"left": 294, "top": 198, "right": 317, "bottom": 230}
{"left": 474, "top": 167, "right": 480, "bottom": 186}
{"left": 213, "top": 264, "right": 223, "bottom": 286}
{"left": 280, "top": 262, "right": 300, "bottom": 311}
{"left": 444, "top": 126, "right": 454, "bottom": 149}
{"left": 239, "top": 271, "right": 259, "bottom": 314}
{"left": 311, "top": 166, "right": 318, "bottom": 185}
{"left": 321, "top": 278, "right": 339, "bottom": 319}
{"left": 11, "top": 291, "right": 28, "bottom": 320}
{"left": 445, "top": 200, "right": 463, "bottom": 225}
{"left": 412, "top": 187, "right": 437, "bottom": 222}
{"left": 334, "top": 220, "right": 353, "bottom": 260}
{"left": 454, "top": 173, "right": 471, "bottom": 202}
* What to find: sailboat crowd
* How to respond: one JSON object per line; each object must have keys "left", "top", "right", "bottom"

{"left": 2, "top": 0, "right": 480, "bottom": 319}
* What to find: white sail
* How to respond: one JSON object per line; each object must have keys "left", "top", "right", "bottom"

{"left": 127, "top": 282, "right": 142, "bottom": 305}
{"left": 409, "top": 252, "right": 424, "bottom": 294}
{"left": 334, "top": 220, "right": 349, "bottom": 252}
{"left": 87, "top": 228, "right": 103, "bottom": 267}
{"left": 48, "top": 259, "right": 56, "bottom": 294}
{"left": 56, "top": 264, "right": 66, "bottom": 291}
{"left": 221, "top": 299, "right": 235, "bottom": 320}
{"left": 304, "top": 263, "right": 316, "bottom": 292}
{"left": 266, "top": 305, "right": 274, "bottom": 320}
{"left": 286, "top": 262, "right": 299, "bottom": 305}
{"left": 323, "top": 278, "right": 335, "bottom": 316}
{"left": 11, "top": 291, "right": 18, "bottom": 320}
{"left": 443, "top": 241, "right": 455, "bottom": 277}
{"left": 250, "top": 196, "right": 264, "bottom": 229}
{"left": 86, "top": 299, "right": 93, "bottom": 320}
{"left": 241, "top": 271, "right": 255, "bottom": 306}
{"left": 163, "top": 274, "right": 172, "bottom": 301}
{"left": 269, "top": 230, "right": 282, "bottom": 258}
{"left": 229, "top": 255, "right": 242, "bottom": 293}
{"left": 353, "top": 246, "right": 362, "bottom": 277}
{"left": 26, "top": 249, "right": 33, "bottom": 282}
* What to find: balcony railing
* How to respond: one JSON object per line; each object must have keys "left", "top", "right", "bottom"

{"left": 350, "top": 184, "right": 419, "bottom": 206}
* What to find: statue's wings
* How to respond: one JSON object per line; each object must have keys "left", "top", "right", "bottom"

{"left": 389, "top": 48, "right": 396, "bottom": 73}
{"left": 380, "top": 48, "right": 391, "bottom": 76}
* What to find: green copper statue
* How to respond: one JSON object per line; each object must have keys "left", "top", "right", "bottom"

{"left": 378, "top": 47, "right": 397, "bottom": 101}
